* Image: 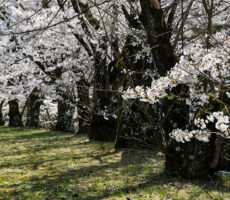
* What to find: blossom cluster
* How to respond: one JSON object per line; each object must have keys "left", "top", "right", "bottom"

{"left": 123, "top": 36, "right": 230, "bottom": 143}
{"left": 170, "top": 129, "right": 211, "bottom": 143}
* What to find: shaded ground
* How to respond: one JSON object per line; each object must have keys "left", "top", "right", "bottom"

{"left": 0, "top": 126, "right": 229, "bottom": 200}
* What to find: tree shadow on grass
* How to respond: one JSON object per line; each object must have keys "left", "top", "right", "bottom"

{"left": 2, "top": 147, "right": 163, "bottom": 199}
{"left": 0, "top": 130, "right": 68, "bottom": 142}
{"left": 0, "top": 133, "right": 82, "bottom": 160}
{"left": 6, "top": 146, "right": 227, "bottom": 199}
{"left": 0, "top": 126, "right": 30, "bottom": 134}
{"left": 0, "top": 146, "right": 119, "bottom": 171}
{"left": 23, "top": 150, "right": 230, "bottom": 200}
{"left": 1, "top": 127, "right": 229, "bottom": 200}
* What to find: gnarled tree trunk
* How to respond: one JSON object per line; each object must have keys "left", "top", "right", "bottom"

{"left": 56, "top": 100, "right": 75, "bottom": 133}
{"left": 113, "top": 7, "right": 156, "bottom": 149}
{"left": 140, "top": 0, "right": 176, "bottom": 77}
{"left": 165, "top": 138, "right": 216, "bottom": 178}
{"left": 88, "top": 73, "right": 118, "bottom": 141}
{"left": 8, "top": 100, "right": 23, "bottom": 127}
{"left": 76, "top": 80, "right": 91, "bottom": 135}
{"left": 88, "top": 39, "right": 118, "bottom": 141}
{"left": 26, "top": 88, "right": 42, "bottom": 127}
{"left": 161, "top": 96, "right": 216, "bottom": 178}
{"left": 139, "top": 0, "right": 220, "bottom": 178}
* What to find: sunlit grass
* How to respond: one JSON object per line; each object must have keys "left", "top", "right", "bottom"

{"left": 0, "top": 126, "right": 229, "bottom": 200}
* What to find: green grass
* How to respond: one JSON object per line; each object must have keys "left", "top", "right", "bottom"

{"left": 0, "top": 126, "right": 229, "bottom": 200}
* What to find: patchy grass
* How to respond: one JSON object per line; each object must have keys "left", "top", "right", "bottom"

{"left": 0, "top": 126, "right": 229, "bottom": 200}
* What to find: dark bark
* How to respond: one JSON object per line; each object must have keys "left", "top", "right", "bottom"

{"left": 139, "top": 0, "right": 221, "bottom": 179}
{"left": 167, "top": 0, "right": 180, "bottom": 30}
{"left": 219, "top": 140, "right": 230, "bottom": 171}
{"left": 114, "top": 1, "right": 160, "bottom": 148}
{"left": 70, "top": 0, "right": 116, "bottom": 140}
{"left": 89, "top": 115, "right": 117, "bottom": 141}
{"left": 0, "top": 100, "right": 4, "bottom": 126}
{"left": 140, "top": 0, "right": 177, "bottom": 76}
{"left": 8, "top": 100, "right": 23, "bottom": 127}
{"left": 121, "top": 5, "right": 142, "bottom": 29}
{"left": 26, "top": 88, "right": 42, "bottom": 127}
{"left": 160, "top": 93, "right": 215, "bottom": 178}
{"left": 113, "top": 36, "right": 156, "bottom": 148}
{"left": 165, "top": 137, "right": 216, "bottom": 178}
{"left": 160, "top": 89, "right": 227, "bottom": 178}
{"left": 42, "top": 0, "right": 49, "bottom": 9}
{"left": 56, "top": 100, "right": 75, "bottom": 133}
{"left": 125, "top": 0, "right": 177, "bottom": 151}
{"left": 114, "top": 33, "right": 156, "bottom": 148}
{"left": 88, "top": 70, "right": 118, "bottom": 141}
{"left": 76, "top": 81, "right": 91, "bottom": 135}
{"left": 88, "top": 36, "right": 118, "bottom": 141}
{"left": 115, "top": 101, "right": 153, "bottom": 149}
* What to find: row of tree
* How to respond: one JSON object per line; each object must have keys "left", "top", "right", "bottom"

{"left": 0, "top": 0, "right": 230, "bottom": 178}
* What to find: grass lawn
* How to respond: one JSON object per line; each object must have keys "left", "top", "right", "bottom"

{"left": 0, "top": 126, "right": 229, "bottom": 200}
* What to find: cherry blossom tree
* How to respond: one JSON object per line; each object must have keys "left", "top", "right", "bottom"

{"left": 123, "top": 0, "right": 230, "bottom": 177}
{"left": 0, "top": 0, "right": 229, "bottom": 178}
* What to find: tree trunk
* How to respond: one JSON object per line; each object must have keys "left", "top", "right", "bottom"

{"left": 218, "top": 140, "right": 230, "bottom": 171}
{"left": 88, "top": 85, "right": 117, "bottom": 141}
{"left": 139, "top": 0, "right": 219, "bottom": 178}
{"left": 76, "top": 81, "right": 91, "bottom": 135}
{"left": 112, "top": 8, "right": 156, "bottom": 148}
{"left": 0, "top": 100, "right": 4, "bottom": 126}
{"left": 89, "top": 115, "right": 117, "bottom": 141}
{"left": 56, "top": 100, "right": 75, "bottom": 133}
{"left": 115, "top": 100, "right": 154, "bottom": 149}
{"left": 8, "top": 100, "right": 23, "bottom": 127}
{"left": 165, "top": 138, "right": 216, "bottom": 178}
{"left": 161, "top": 95, "right": 219, "bottom": 178}
{"left": 88, "top": 37, "right": 118, "bottom": 141}
{"left": 162, "top": 98, "right": 215, "bottom": 178}
{"left": 140, "top": 0, "right": 176, "bottom": 76}
{"left": 26, "top": 88, "right": 42, "bottom": 127}
{"left": 115, "top": 0, "right": 176, "bottom": 148}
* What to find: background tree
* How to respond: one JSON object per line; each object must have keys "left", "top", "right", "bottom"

{"left": 0, "top": 0, "right": 229, "bottom": 179}
{"left": 0, "top": 101, "right": 5, "bottom": 126}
